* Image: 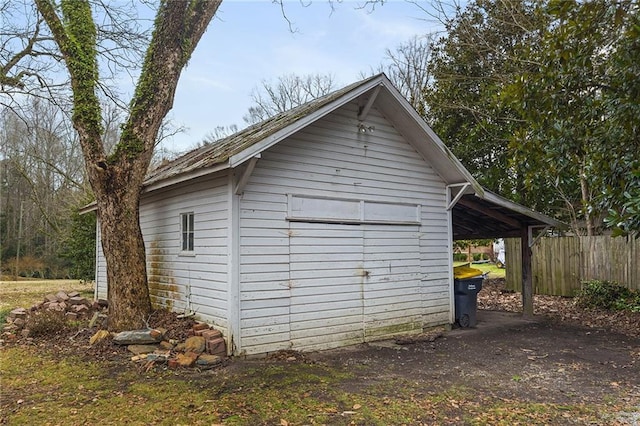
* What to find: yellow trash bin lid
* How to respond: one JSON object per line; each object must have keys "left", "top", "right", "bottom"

{"left": 453, "top": 265, "right": 483, "bottom": 280}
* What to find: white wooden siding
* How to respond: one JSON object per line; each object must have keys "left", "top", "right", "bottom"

{"left": 139, "top": 174, "right": 229, "bottom": 329}
{"left": 95, "top": 220, "right": 107, "bottom": 300}
{"left": 238, "top": 101, "right": 451, "bottom": 354}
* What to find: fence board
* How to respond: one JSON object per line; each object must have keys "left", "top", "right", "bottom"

{"left": 506, "top": 235, "right": 639, "bottom": 296}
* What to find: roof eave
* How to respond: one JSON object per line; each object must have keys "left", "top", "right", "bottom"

{"left": 480, "top": 190, "right": 566, "bottom": 228}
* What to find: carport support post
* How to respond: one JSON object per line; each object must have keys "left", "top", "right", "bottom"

{"left": 521, "top": 226, "right": 533, "bottom": 318}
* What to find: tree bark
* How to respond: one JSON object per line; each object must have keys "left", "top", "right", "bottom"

{"left": 97, "top": 172, "right": 151, "bottom": 330}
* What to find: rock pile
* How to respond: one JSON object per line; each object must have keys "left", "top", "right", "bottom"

{"left": 2, "top": 291, "right": 107, "bottom": 337}
{"left": 94, "top": 321, "right": 227, "bottom": 369}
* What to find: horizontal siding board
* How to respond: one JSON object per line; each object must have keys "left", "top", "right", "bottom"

{"left": 241, "top": 306, "right": 289, "bottom": 320}
{"left": 290, "top": 306, "right": 363, "bottom": 323}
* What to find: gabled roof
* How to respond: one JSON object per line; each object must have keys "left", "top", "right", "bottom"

{"left": 144, "top": 73, "right": 481, "bottom": 193}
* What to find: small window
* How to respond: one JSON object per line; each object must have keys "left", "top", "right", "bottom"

{"left": 181, "top": 212, "right": 194, "bottom": 252}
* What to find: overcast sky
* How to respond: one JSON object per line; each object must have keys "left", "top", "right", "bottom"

{"left": 161, "top": 1, "right": 442, "bottom": 153}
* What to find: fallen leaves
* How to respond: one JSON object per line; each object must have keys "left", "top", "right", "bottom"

{"left": 479, "top": 279, "right": 640, "bottom": 338}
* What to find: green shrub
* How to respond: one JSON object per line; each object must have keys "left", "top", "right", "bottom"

{"left": 576, "top": 280, "right": 640, "bottom": 312}
{"left": 473, "top": 253, "right": 482, "bottom": 261}
{"left": 453, "top": 253, "right": 468, "bottom": 262}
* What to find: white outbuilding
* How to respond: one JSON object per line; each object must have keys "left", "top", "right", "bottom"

{"left": 92, "top": 74, "right": 561, "bottom": 356}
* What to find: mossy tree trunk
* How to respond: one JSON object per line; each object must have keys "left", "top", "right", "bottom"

{"left": 35, "top": 0, "right": 221, "bottom": 330}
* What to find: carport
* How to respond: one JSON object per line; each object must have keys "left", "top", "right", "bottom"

{"left": 447, "top": 185, "right": 565, "bottom": 317}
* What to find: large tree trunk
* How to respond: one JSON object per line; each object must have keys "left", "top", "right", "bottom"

{"left": 97, "top": 171, "right": 151, "bottom": 330}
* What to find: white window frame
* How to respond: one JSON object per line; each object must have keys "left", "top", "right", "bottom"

{"left": 180, "top": 212, "right": 195, "bottom": 254}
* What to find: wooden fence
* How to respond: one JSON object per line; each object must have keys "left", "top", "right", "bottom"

{"left": 505, "top": 235, "right": 639, "bottom": 296}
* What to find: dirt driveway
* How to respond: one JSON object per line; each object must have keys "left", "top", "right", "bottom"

{"left": 295, "top": 310, "right": 640, "bottom": 423}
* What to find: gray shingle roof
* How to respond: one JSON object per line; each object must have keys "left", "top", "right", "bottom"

{"left": 145, "top": 74, "right": 382, "bottom": 186}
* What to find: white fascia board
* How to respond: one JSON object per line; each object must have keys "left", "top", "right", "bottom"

{"left": 78, "top": 163, "right": 231, "bottom": 215}
{"left": 143, "top": 162, "right": 230, "bottom": 193}
{"left": 481, "top": 190, "right": 565, "bottom": 228}
{"left": 229, "top": 78, "right": 386, "bottom": 168}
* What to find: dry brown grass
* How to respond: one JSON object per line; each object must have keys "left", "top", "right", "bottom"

{"left": 0, "top": 279, "right": 93, "bottom": 313}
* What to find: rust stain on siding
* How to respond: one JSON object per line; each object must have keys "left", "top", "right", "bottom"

{"left": 148, "top": 240, "right": 181, "bottom": 310}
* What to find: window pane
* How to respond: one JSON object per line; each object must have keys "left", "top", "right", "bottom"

{"left": 180, "top": 212, "right": 195, "bottom": 252}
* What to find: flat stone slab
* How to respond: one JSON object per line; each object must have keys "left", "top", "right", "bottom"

{"left": 113, "top": 329, "right": 164, "bottom": 345}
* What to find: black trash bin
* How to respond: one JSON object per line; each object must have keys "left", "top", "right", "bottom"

{"left": 453, "top": 266, "right": 484, "bottom": 328}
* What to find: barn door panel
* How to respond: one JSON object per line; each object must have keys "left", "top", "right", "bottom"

{"left": 289, "top": 222, "right": 365, "bottom": 351}
{"left": 363, "top": 225, "right": 423, "bottom": 339}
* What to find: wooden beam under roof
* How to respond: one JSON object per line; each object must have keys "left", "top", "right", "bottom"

{"left": 457, "top": 198, "right": 521, "bottom": 229}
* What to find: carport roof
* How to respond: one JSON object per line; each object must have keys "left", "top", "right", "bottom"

{"left": 451, "top": 190, "right": 565, "bottom": 240}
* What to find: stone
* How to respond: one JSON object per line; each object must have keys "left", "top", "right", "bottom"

{"left": 159, "top": 341, "right": 174, "bottom": 350}
{"left": 149, "top": 328, "right": 166, "bottom": 340}
{"left": 20, "top": 328, "right": 31, "bottom": 338}
{"left": 174, "top": 342, "right": 186, "bottom": 352}
{"left": 71, "top": 304, "right": 89, "bottom": 313}
{"left": 97, "top": 299, "right": 108, "bottom": 307}
{"left": 67, "top": 291, "right": 80, "bottom": 298}
{"left": 168, "top": 358, "right": 179, "bottom": 369}
{"left": 3, "top": 324, "right": 18, "bottom": 332}
{"left": 45, "top": 294, "right": 58, "bottom": 303}
{"left": 12, "top": 318, "right": 25, "bottom": 328}
{"left": 201, "top": 329, "right": 223, "bottom": 341}
{"left": 68, "top": 297, "right": 88, "bottom": 306}
{"left": 196, "top": 354, "right": 222, "bottom": 368}
{"left": 55, "top": 291, "right": 69, "bottom": 302}
{"left": 146, "top": 353, "right": 168, "bottom": 363}
{"left": 9, "top": 308, "right": 27, "bottom": 319}
{"left": 206, "top": 337, "right": 227, "bottom": 356}
{"left": 193, "top": 322, "right": 209, "bottom": 332}
{"left": 90, "top": 330, "right": 111, "bottom": 345}
{"left": 127, "top": 344, "right": 159, "bottom": 355}
{"left": 65, "top": 312, "right": 78, "bottom": 320}
{"left": 184, "top": 336, "right": 206, "bottom": 354}
{"left": 112, "top": 329, "right": 164, "bottom": 345}
{"left": 176, "top": 351, "right": 198, "bottom": 367}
